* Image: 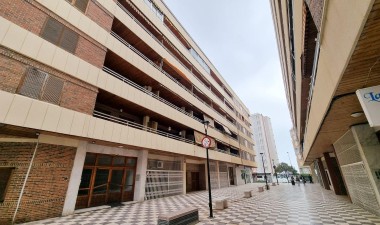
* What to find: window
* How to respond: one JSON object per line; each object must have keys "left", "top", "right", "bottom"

{"left": 18, "top": 67, "right": 64, "bottom": 105}
{"left": 0, "top": 168, "right": 14, "bottom": 202}
{"left": 66, "top": 0, "right": 90, "bottom": 13}
{"left": 143, "top": 0, "right": 164, "bottom": 21}
{"left": 41, "top": 17, "right": 79, "bottom": 53}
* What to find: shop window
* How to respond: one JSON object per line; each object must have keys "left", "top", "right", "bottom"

{"left": 41, "top": 17, "right": 79, "bottom": 53}
{"left": 0, "top": 167, "right": 14, "bottom": 202}
{"left": 18, "top": 68, "right": 64, "bottom": 105}
{"left": 66, "top": 0, "right": 90, "bottom": 13}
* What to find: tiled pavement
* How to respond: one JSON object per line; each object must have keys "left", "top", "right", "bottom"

{"left": 23, "top": 183, "right": 380, "bottom": 225}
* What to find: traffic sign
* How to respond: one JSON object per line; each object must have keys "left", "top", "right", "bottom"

{"left": 201, "top": 137, "right": 211, "bottom": 148}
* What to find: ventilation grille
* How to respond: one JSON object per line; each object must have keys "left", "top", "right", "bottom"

{"left": 334, "top": 130, "right": 362, "bottom": 166}
{"left": 41, "top": 75, "right": 64, "bottom": 104}
{"left": 18, "top": 68, "right": 46, "bottom": 99}
{"left": 145, "top": 170, "right": 183, "bottom": 200}
{"left": 18, "top": 67, "right": 64, "bottom": 105}
{"left": 341, "top": 164, "right": 380, "bottom": 215}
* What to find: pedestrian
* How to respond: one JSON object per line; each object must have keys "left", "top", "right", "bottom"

{"left": 291, "top": 176, "right": 295, "bottom": 185}
{"left": 309, "top": 174, "right": 313, "bottom": 183}
{"left": 296, "top": 176, "right": 300, "bottom": 186}
{"left": 301, "top": 176, "right": 306, "bottom": 185}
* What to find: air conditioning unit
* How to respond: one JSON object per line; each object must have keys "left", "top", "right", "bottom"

{"left": 157, "top": 161, "right": 164, "bottom": 169}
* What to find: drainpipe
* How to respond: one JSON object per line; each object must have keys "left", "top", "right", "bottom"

{"left": 12, "top": 132, "right": 40, "bottom": 225}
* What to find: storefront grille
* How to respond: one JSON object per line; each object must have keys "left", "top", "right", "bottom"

{"left": 145, "top": 170, "right": 183, "bottom": 200}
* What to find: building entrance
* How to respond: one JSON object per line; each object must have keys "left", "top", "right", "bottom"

{"left": 228, "top": 167, "right": 235, "bottom": 185}
{"left": 186, "top": 163, "right": 205, "bottom": 192}
{"left": 75, "top": 153, "right": 137, "bottom": 209}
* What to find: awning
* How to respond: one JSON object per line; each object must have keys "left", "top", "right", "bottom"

{"left": 194, "top": 130, "right": 216, "bottom": 148}
{"left": 222, "top": 124, "right": 232, "bottom": 135}
{"left": 203, "top": 114, "right": 215, "bottom": 127}
{"left": 163, "top": 58, "right": 191, "bottom": 83}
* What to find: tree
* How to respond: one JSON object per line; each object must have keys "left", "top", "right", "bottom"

{"left": 275, "top": 162, "right": 298, "bottom": 175}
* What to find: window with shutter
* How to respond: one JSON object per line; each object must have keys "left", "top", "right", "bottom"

{"left": 74, "top": 0, "right": 90, "bottom": 13}
{"left": 18, "top": 67, "right": 64, "bottom": 105}
{"left": 41, "top": 18, "right": 64, "bottom": 45}
{"left": 18, "top": 68, "right": 47, "bottom": 99}
{"left": 60, "top": 28, "right": 79, "bottom": 53}
{"left": 41, "top": 17, "right": 79, "bottom": 53}
{"left": 41, "top": 75, "right": 64, "bottom": 105}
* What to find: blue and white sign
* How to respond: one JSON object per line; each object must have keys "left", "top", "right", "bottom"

{"left": 356, "top": 85, "right": 380, "bottom": 127}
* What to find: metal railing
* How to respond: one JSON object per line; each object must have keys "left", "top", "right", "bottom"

{"left": 110, "top": 31, "right": 236, "bottom": 129}
{"left": 93, "top": 110, "right": 194, "bottom": 144}
{"left": 103, "top": 67, "right": 203, "bottom": 123}
{"left": 115, "top": 2, "right": 237, "bottom": 127}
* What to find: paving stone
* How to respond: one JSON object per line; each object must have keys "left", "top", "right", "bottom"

{"left": 21, "top": 183, "right": 380, "bottom": 225}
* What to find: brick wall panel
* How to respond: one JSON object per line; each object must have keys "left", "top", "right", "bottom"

{"left": 86, "top": 0, "right": 114, "bottom": 32}
{"left": 75, "top": 36, "right": 106, "bottom": 69}
{"left": 0, "top": 142, "right": 76, "bottom": 224}
{"left": 0, "top": 47, "right": 98, "bottom": 115}
{"left": 0, "top": 0, "right": 47, "bottom": 34}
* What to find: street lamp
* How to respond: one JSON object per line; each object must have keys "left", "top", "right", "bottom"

{"left": 272, "top": 159, "right": 279, "bottom": 185}
{"left": 260, "top": 153, "right": 269, "bottom": 190}
{"left": 202, "top": 120, "right": 213, "bottom": 218}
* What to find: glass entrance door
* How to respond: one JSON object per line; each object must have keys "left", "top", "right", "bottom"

{"left": 76, "top": 153, "right": 137, "bottom": 209}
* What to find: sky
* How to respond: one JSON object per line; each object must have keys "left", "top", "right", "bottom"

{"left": 163, "top": 0, "right": 298, "bottom": 169}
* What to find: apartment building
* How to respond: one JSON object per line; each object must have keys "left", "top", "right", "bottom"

{"left": 251, "top": 114, "right": 279, "bottom": 182}
{"left": 0, "top": 0, "right": 256, "bottom": 223}
{"left": 271, "top": 0, "right": 380, "bottom": 216}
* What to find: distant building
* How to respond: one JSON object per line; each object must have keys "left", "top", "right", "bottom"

{"left": 251, "top": 114, "right": 279, "bottom": 182}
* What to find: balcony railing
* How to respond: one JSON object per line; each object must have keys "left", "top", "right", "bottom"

{"left": 110, "top": 31, "right": 236, "bottom": 129}
{"left": 103, "top": 66, "right": 203, "bottom": 123}
{"left": 93, "top": 110, "right": 194, "bottom": 144}
{"left": 115, "top": 2, "right": 237, "bottom": 126}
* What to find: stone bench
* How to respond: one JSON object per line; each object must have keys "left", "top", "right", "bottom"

{"left": 258, "top": 186, "right": 264, "bottom": 192}
{"left": 272, "top": 182, "right": 277, "bottom": 186}
{"left": 157, "top": 207, "right": 199, "bottom": 225}
{"left": 214, "top": 197, "right": 228, "bottom": 210}
{"left": 244, "top": 191, "right": 252, "bottom": 198}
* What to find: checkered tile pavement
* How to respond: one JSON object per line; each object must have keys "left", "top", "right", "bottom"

{"left": 23, "top": 183, "right": 380, "bottom": 225}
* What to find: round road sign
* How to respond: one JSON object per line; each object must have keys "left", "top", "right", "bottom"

{"left": 201, "top": 137, "right": 211, "bottom": 148}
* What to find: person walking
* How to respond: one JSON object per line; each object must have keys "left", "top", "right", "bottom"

{"left": 301, "top": 176, "right": 306, "bottom": 185}
{"left": 291, "top": 176, "right": 295, "bottom": 185}
{"left": 296, "top": 176, "right": 300, "bottom": 186}
{"left": 309, "top": 174, "right": 313, "bottom": 183}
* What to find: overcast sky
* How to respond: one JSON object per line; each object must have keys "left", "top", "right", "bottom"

{"left": 163, "top": 0, "right": 298, "bottom": 169}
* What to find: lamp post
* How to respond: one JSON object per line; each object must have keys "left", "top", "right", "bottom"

{"left": 202, "top": 120, "right": 213, "bottom": 218}
{"left": 260, "top": 153, "right": 269, "bottom": 190}
{"left": 287, "top": 151, "right": 293, "bottom": 168}
{"left": 272, "top": 159, "right": 279, "bottom": 185}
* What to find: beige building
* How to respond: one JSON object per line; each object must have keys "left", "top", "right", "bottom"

{"left": 271, "top": 0, "right": 380, "bottom": 216}
{"left": 251, "top": 113, "right": 279, "bottom": 181}
{"left": 0, "top": 0, "right": 256, "bottom": 223}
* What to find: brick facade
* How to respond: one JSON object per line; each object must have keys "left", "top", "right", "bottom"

{"left": 86, "top": 0, "right": 114, "bottom": 32}
{"left": 0, "top": 47, "right": 98, "bottom": 115}
{"left": 305, "top": 0, "right": 324, "bottom": 31}
{"left": 0, "top": 0, "right": 108, "bottom": 69}
{"left": 0, "top": 142, "right": 76, "bottom": 224}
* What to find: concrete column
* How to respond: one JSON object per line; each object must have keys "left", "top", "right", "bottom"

{"left": 317, "top": 158, "right": 330, "bottom": 190}
{"left": 180, "top": 130, "right": 186, "bottom": 138}
{"left": 143, "top": 116, "right": 150, "bottom": 127}
{"left": 150, "top": 121, "right": 158, "bottom": 130}
{"left": 216, "top": 161, "right": 220, "bottom": 189}
{"left": 153, "top": 90, "right": 160, "bottom": 96}
{"left": 134, "top": 150, "right": 148, "bottom": 201}
{"left": 62, "top": 141, "right": 87, "bottom": 216}
{"left": 188, "top": 110, "right": 193, "bottom": 116}
{"left": 182, "top": 158, "right": 186, "bottom": 194}
{"left": 323, "top": 152, "right": 347, "bottom": 195}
